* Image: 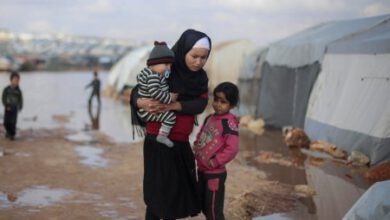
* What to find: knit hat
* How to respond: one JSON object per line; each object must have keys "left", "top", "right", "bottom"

{"left": 147, "top": 41, "right": 175, "bottom": 66}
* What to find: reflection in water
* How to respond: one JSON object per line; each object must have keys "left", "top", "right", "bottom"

{"left": 240, "top": 129, "right": 317, "bottom": 219}
{"left": 305, "top": 160, "right": 369, "bottom": 220}
{"left": 0, "top": 72, "right": 136, "bottom": 143}
{"left": 240, "top": 128, "right": 371, "bottom": 220}
{"left": 88, "top": 101, "right": 101, "bottom": 130}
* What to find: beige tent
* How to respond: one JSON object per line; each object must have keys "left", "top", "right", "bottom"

{"left": 107, "top": 46, "right": 151, "bottom": 93}
{"left": 204, "top": 40, "right": 255, "bottom": 91}
{"left": 107, "top": 40, "right": 254, "bottom": 95}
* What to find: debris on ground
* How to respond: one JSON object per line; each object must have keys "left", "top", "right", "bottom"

{"left": 7, "top": 193, "right": 17, "bottom": 202}
{"left": 239, "top": 115, "right": 265, "bottom": 136}
{"left": 310, "top": 141, "right": 347, "bottom": 159}
{"left": 284, "top": 128, "right": 310, "bottom": 148}
{"left": 52, "top": 114, "right": 71, "bottom": 124}
{"left": 347, "top": 150, "right": 370, "bottom": 166}
{"left": 294, "top": 184, "right": 316, "bottom": 198}
{"left": 240, "top": 115, "right": 254, "bottom": 127}
{"left": 247, "top": 118, "right": 265, "bottom": 136}
{"left": 282, "top": 126, "right": 293, "bottom": 136}
{"left": 254, "top": 151, "right": 295, "bottom": 167}
{"left": 365, "top": 160, "right": 390, "bottom": 183}
{"left": 226, "top": 183, "right": 296, "bottom": 220}
{"left": 308, "top": 157, "right": 326, "bottom": 167}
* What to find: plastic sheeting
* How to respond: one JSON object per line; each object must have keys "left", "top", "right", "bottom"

{"left": 305, "top": 53, "right": 390, "bottom": 164}
{"left": 238, "top": 48, "right": 267, "bottom": 116}
{"left": 259, "top": 61, "right": 320, "bottom": 127}
{"left": 265, "top": 14, "right": 390, "bottom": 67}
{"left": 343, "top": 180, "right": 390, "bottom": 220}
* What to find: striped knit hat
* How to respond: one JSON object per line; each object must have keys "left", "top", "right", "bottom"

{"left": 147, "top": 41, "right": 175, "bottom": 66}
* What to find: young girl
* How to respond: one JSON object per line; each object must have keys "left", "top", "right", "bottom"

{"left": 193, "top": 82, "right": 240, "bottom": 220}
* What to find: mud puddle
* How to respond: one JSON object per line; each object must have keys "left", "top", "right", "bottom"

{"left": 74, "top": 145, "right": 109, "bottom": 168}
{"left": 240, "top": 128, "right": 307, "bottom": 185}
{"left": 0, "top": 185, "right": 73, "bottom": 209}
{"left": 240, "top": 128, "right": 370, "bottom": 220}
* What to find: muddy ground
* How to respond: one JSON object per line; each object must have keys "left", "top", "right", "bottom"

{"left": 0, "top": 72, "right": 370, "bottom": 220}
{"left": 0, "top": 124, "right": 308, "bottom": 220}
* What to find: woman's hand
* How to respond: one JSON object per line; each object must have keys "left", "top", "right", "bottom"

{"left": 159, "top": 102, "right": 182, "bottom": 113}
{"left": 137, "top": 98, "right": 164, "bottom": 114}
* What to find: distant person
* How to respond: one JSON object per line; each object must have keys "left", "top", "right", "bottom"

{"left": 2, "top": 72, "right": 23, "bottom": 140}
{"left": 136, "top": 41, "right": 177, "bottom": 147}
{"left": 193, "top": 82, "right": 240, "bottom": 220}
{"left": 85, "top": 71, "right": 101, "bottom": 105}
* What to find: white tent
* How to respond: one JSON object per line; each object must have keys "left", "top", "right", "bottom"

{"left": 204, "top": 40, "right": 255, "bottom": 91}
{"left": 265, "top": 14, "right": 390, "bottom": 68}
{"left": 305, "top": 16, "right": 390, "bottom": 164}
{"left": 107, "top": 46, "right": 151, "bottom": 93}
{"left": 257, "top": 14, "right": 390, "bottom": 128}
{"left": 343, "top": 180, "right": 390, "bottom": 220}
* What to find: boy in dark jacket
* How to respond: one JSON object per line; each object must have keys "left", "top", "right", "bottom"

{"left": 2, "top": 72, "right": 23, "bottom": 140}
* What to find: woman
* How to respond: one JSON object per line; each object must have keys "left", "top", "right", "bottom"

{"left": 131, "top": 29, "right": 212, "bottom": 220}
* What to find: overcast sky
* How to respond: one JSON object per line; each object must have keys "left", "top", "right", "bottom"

{"left": 1, "top": 0, "right": 390, "bottom": 46}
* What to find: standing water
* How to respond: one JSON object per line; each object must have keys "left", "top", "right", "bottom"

{"left": 0, "top": 71, "right": 137, "bottom": 143}
{"left": 240, "top": 129, "right": 370, "bottom": 220}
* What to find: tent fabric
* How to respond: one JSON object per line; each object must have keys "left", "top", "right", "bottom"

{"left": 204, "top": 40, "right": 255, "bottom": 91}
{"left": 107, "top": 46, "right": 151, "bottom": 92}
{"left": 259, "top": 61, "right": 320, "bottom": 127}
{"left": 343, "top": 180, "right": 390, "bottom": 220}
{"left": 254, "top": 14, "right": 390, "bottom": 129}
{"left": 236, "top": 14, "right": 390, "bottom": 164}
{"left": 305, "top": 17, "right": 390, "bottom": 165}
{"left": 329, "top": 18, "right": 390, "bottom": 55}
{"left": 305, "top": 118, "right": 390, "bottom": 164}
{"left": 265, "top": 14, "right": 390, "bottom": 67}
{"left": 238, "top": 47, "right": 266, "bottom": 80}
{"left": 306, "top": 54, "right": 390, "bottom": 138}
{"left": 238, "top": 48, "right": 267, "bottom": 116}
{"left": 305, "top": 53, "right": 390, "bottom": 164}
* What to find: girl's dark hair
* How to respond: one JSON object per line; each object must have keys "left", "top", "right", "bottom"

{"left": 213, "top": 82, "right": 239, "bottom": 106}
{"left": 10, "top": 71, "right": 20, "bottom": 80}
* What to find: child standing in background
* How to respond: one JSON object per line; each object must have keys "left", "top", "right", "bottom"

{"left": 193, "top": 82, "right": 240, "bottom": 220}
{"left": 85, "top": 70, "right": 101, "bottom": 105}
{"left": 2, "top": 72, "right": 23, "bottom": 140}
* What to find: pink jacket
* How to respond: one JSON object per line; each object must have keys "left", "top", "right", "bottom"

{"left": 193, "top": 112, "right": 239, "bottom": 174}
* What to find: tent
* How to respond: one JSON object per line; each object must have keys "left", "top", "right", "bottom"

{"left": 305, "top": 17, "right": 390, "bottom": 164}
{"left": 204, "top": 40, "right": 255, "bottom": 91}
{"left": 108, "top": 40, "right": 254, "bottom": 95}
{"left": 343, "top": 180, "right": 390, "bottom": 220}
{"left": 257, "top": 14, "right": 390, "bottom": 128}
{"left": 107, "top": 46, "right": 151, "bottom": 93}
{"left": 238, "top": 47, "right": 268, "bottom": 116}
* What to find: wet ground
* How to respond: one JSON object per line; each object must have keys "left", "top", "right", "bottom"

{"left": 0, "top": 71, "right": 139, "bottom": 143}
{"left": 240, "top": 128, "right": 371, "bottom": 220}
{"left": 0, "top": 71, "right": 371, "bottom": 220}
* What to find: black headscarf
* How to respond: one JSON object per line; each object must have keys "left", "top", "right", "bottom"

{"left": 169, "top": 29, "right": 211, "bottom": 101}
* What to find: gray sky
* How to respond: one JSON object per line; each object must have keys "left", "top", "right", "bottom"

{"left": 1, "top": 0, "right": 390, "bottom": 46}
